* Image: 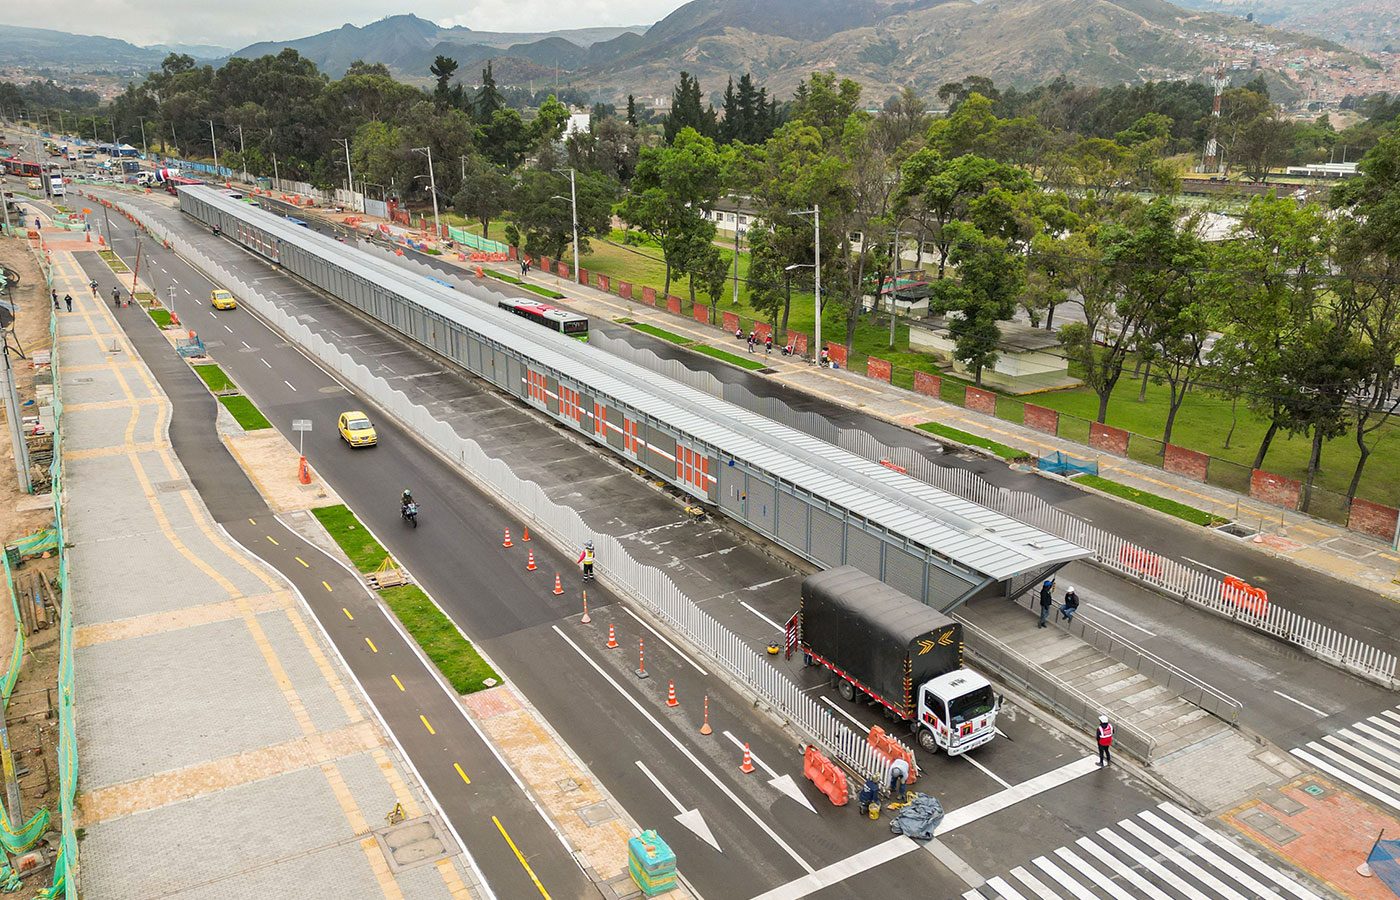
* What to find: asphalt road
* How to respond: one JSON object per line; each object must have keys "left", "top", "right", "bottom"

{"left": 69, "top": 188, "right": 1194, "bottom": 899}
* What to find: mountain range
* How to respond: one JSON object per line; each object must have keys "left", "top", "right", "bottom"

{"left": 1172, "top": 0, "right": 1400, "bottom": 53}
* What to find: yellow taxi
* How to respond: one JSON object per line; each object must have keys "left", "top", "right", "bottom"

{"left": 210, "top": 289, "right": 237, "bottom": 310}
{"left": 337, "top": 411, "right": 377, "bottom": 447}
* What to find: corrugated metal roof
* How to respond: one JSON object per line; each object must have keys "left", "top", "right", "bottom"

{"left": 190, "top": 188, "right": 1092, "bottom": 580}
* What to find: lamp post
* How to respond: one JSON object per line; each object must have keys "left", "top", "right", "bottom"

{"left": 789, "top": 205, "right": 821, "bottom": 360}
{"left": 411, "top": 146, "right": 440, "bottom": 238}
{"left": 206, "top": 120, "right": 219, "bottom": 178}
{"left": 553, "top": 167, "right": 579, "bottom": 283}
{"left": 333, "top": 137, "right": 353, "bottom": 195}
{"left": 137, "top": 116, "right": 149, "bottom": 157}
{"left": 236, "top": 124, "right": 247, "bottom": 183}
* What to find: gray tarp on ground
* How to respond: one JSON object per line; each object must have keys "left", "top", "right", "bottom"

{"left": 889, "top": 795, "right": 944, "bottom": 841}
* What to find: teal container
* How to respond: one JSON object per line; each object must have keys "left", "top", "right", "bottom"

{"left": 627, "top": 830, "right": 677, "bottom": 896}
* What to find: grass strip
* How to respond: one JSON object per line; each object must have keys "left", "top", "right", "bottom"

{"left": 521, "top": 283, "right": 566, "bottom": 300}
{"left": 916, "top": 422, "right": 1029, "bottom": 460}
{"left": 483, "top": 268, "right": 522, "bottom": 284}
{"left": 192, "top": 363, "right": 236, "bottom": 392}
{"left": 311, "top": 504, "right": 500, "bottom": 694}
{"left": 1073, "top": 473, "right": 1219, "bottom": 526}
{"left": 689, "top": 344, "right": 767, "bottom": 371}
{"left": 625, "top": 321, "right": 691, "bottom": 345}
{"left": 104, "top": 258, "right": 130, "bottom": 274}
{"left": 148, "top": 308, "right": 172, "bottom": 328}
{"left": 218, "top": 395, "right": 272, "bottom": 430}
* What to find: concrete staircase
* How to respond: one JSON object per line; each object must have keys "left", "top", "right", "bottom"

{"left": 959, "top": 599, "right": 1228, "bottom": 760}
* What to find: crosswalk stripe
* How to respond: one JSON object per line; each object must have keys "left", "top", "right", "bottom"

{"left": 1380, "top": 709, "right": 1400, "bottom": 729}
{"left": 985, "top": 876, "right": 1031, "bottom": 900}
{"left": 1351, "top": 720, "right": 1400, "bottom": 754}
{"left": 1292, "top": 745, "right": 1400, "bottom": 814}
{"left": 963, "top": 891, "right": 983, "bottom": 900}
{"left": 1157, "top": 804, "right": 1325, "bottom": 900}
{"left": 1009, "top": 865, "right": 1060, "bottom": 900}
{"left": 1032, "top": 856, "right": 1099, "bottom": 900}
{"left": 1328, "top": 731, "right": 1400, "bottom": 781}
{"left": 1120, "top": 818, "right": 1250, "bottom": 900}
{"left": 1303, "top": 740, "right": 1400, "bottom": 799}
{"left": 1138, "top": 810, "right": 1289, "bottom": 900}
{"left": 1098, "top": 824, "right": 1216, "bottom": 900}
{"left": 1371, "top": 712, "right": 1400, "bottom": 737}
{"left": 1075, "top": 835, "right": 1177, "bottom": 900}
{"left": 1054, "top": 846, "right": 1125, "bottom": 898}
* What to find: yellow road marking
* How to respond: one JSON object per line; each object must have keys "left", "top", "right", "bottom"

{"left": 392, "top": 675, "right": 405, "bottom": 691}
{"left": 494, "top": 816, "right": 552, "bottom": 899}
{"left": 343, "top": 607, "right": 353, "bottom": 620}
{"left": 266, "top": 535, "right": 279, "bottom": 546}
{"left": 365, "top": 637, "right": 377, "bottom": 653}
{"left": 323, "top": 580, "right": 333, "bottom": 592}
{"left": 296, "top": 556, "right": 309, "bottom": 567}
{"left": 248, "top": 518, "right": 256, "bottom": 524}
{"left": 454, "top": 763, "right": 471, "bottom": 785}
{"left": 420, "top": 715, "right": 435, "bottom": 735}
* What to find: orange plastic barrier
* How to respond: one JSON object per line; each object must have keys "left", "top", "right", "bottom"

{"left": 1117, "top": 546, "right": 1162, "bottom": 579}
{"left": 879, "top": 458, "right": 907, "bottom": 474}
{"left": 802, "top": 745, "right": 849, "bottom": 806}
{"left": 868, "top": 726, "right": 917, "bottom": 784}
{"left": 1221, "top": 576, "right": 1268, "bottom": 617}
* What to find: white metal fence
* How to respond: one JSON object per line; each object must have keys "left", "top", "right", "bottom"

{"left": 123, "top": 202, "right": 913, "bottom": 783}
{"left": 592, "top": 332, "right": 1399, "bottom": 688}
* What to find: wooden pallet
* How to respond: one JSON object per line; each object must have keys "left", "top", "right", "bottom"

{"left": 365, "top": 568, "right": 409, "bottom": 590}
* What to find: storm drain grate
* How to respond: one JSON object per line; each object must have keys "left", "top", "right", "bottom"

{"left": 575, "top": 800, "right": 617, "bottom": 827}
{"left": 373, "top": 815, "right": 458, "bottom": 874}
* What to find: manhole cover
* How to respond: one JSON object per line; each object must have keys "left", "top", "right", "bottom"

{"left": 1300, "top": 781, "right": 1331, "bottom": 798}
{"left": 373, "top": 815, "right": 457, "bottom": 873}
{"left": 1239, "top": 809, "right": 1300, "bottom": 845}
{"left": 317, "top": 385, "right": 345, "bottom": 394}
{"left": 1323, "top": 537, "right": 1380, "bottom": 559}
{"left": 155, "top": 479, "right": 190, "bottom": 493}
{"left": 575, "top": 800, "right": 617, "bottom": 827}
{"left": 1214, "top": 522, "right": 1257, "bottom": 539}
{"left": 556, "top": 777, "right": 580, "bottom": 793}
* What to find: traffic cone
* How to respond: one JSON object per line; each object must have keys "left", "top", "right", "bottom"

{"left": 666, "top": 681, "right": 678, "bottom": 707}
{"left": 700, "top": 695, "right": 712, "bottom": 735}
{"left": 740, "top": 744, "right": 755, "bottom": 774}
{"left": 502, "top": 528, "right": 512, "bottom": 547}
{"left": 581, "top": 591, "right": 591, "bottom": 624}
{"left": 526, "top": 549, "right": 537, "bottom": 571}
{"left": 636, "top": 639, "right": 648, "bottom": 679}
{"left": 552, "top": 574, "right": 563, "bottom": 595}
{"left": 522, "top": 526, "right": 530, "bottom": 541}
{"left": 606, "top": 624, "right": 618, "bottom": 648}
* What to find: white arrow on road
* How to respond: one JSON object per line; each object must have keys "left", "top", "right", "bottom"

{"left": 723, "top": 731, "right": 818, "bottom": 814}
{"left": 634, "top": 760, "right": 721, "bottom": 852}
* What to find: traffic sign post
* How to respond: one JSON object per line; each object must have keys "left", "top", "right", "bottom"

{"left": 292, "top": 418, "right": 312, "bottom": 456}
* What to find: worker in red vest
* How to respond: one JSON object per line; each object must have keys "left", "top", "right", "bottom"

{"left": 1096, "top": 715, "right": 1113, "bottom": 767}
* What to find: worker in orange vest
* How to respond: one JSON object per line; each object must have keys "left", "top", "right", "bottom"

{"left": 1096, "top": 715, "right": 1113, "bottom": 767}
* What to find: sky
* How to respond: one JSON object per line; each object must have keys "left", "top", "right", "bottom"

{"left": 2, "top": 1, "right": 688, "bottom": 50}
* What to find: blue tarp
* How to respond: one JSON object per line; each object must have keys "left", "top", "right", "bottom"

{"left": 1039, "top": 451, "right": 1099, "bottom": 476}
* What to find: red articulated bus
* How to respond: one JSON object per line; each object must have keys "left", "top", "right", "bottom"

{"left": 1, "top": 158, "right": 44, "bottom": 178}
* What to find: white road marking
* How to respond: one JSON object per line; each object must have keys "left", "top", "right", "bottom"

{"left": 620, "top": 606, "right": 708, "bottom": 676}
{"left": 745, "top": 836, "right": 919, "bottom": 900}
{"left": 1272, "top": 690, "right": 1328, "bottom": 717}
{"left": 819, "top": 695, "right": 868, "bottom": 730}
{"left": 241, "top": 341, "right": 250, "bottom": 349}
{"left": 284, "top": 380, "right": 297, "bottom": 391}
{"left": 963, "top": 752, "right": 1012, "bottom": 789}
{"left": 1083, "top": 606, "right": 1155, "bottom": 636}
{"left": 933, "top": 756, "right": 1101, "bottom": 837}
{"left": 261, "top": 359, "right": 271, "bottom": 368}
{"left": 740, "top": 600, "right": 784, "bottom": 631}
{"left": 1183, "top": 557, "right": 1235, "bottom": 579}
{"left": 552, "top": 625, "right": 815, "bottom": 874}
{"left": 223, "top": 324, "right": 233, "bottom": 333}
{"left": 634, "top": 760, "right": 721, "bottom": 852}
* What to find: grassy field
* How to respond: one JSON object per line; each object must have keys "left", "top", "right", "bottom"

{"left": 192, "top": 363, "right": 235, "bottom": 392}
{"left": 1074, "top": 473, "right": 1219, "bottom": 526}
{"left": 218, "top": 395, "right": 272, "bottom": 430}
{"left": 917, "top": 422, "right": 1028, "bottom": 460}
{"left": 148, "top": 308, "right": 172, "bottom": 328}
{"left": 311, "top": 504, "right": 499, "bottom": 694}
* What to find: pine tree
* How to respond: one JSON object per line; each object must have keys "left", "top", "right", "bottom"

{"left": 720, "top": 77, "right": 738, "bottom": 143}
{"left": 626, "top": 94, "right": 638, "bottom": 127}
{"left": 664, "top": 72, "right": 715, "bottom": 143}
{"left": 476, "top": 60, "right": 504, "bottom": 124}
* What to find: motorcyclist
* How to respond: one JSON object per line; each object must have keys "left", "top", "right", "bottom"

{"left": 401, "top": 489, "right": 414, "bottom": 511}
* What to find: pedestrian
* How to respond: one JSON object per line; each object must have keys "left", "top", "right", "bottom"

{"left": 577, "top": 539, "right": 595, "bottom": 582}
{"left": 1059, "top": 586, "right": 1079, "bottom": 623}
{"left": 1096, "top": 714, "right": 1114, "bottom": 767}
{"left": 888, "top": 756, "right": 910, "bottom": 803}
{"left": 1038, "top": 578, "right": 1054, "bottom": 628}
{"left": 747, "top": 336, "right": 754, "bottom": 353}
{"left": 858, "top": 778, "right": 879, "bottom": 817}
{"left": 735, "top": 327, "right": 744, "bottom": 340}
{"left": 521, "top": 259, "right": 528, "bottom": 277}
{"left": 34, "top": 216, "right": 40, "bottom": 230}
{"left": 63, "top": 293, "right": 72, "bottom": 312}
{"left": 765, "top": 334, "right": 772, "bottom": 354}
{"left": 111, "top": 287, "right": 120, "bottom": 306}
{"left": 51, "top": 290, "right": 59, "bottom": 310}
{"left": 89, "top": 279, "right": 98, "bottom": 296}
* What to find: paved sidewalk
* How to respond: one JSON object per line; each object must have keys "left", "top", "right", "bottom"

{"left": 49, "top": 240, "right": 482, "bottom": 899}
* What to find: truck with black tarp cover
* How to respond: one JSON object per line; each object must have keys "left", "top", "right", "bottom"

{"left": 796, "top": 567, "right": 998, "bottom": 755}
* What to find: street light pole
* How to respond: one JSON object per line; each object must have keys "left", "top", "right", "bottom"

{"left": 891, "top": 224, "right": 900, "bottom": 348}
{"left": 137, "top": 116, "right": 149, "bottom": 157}
{"left": 206, "top": 120, "right": 219, "bottom": 178}
{"left": 236, "top": 124, "right": 247, "bottom": 183}
{"left": 333, "top": 138, "right": 353, "bottom": 195}
{"left": 568, "top": 167, "right": 579, "bottom": 283}
{"left": 792, "top": 206, "right": 821, "bottom": 359}
{"left": 412, "top": 146, "right": 440, "bottom": 239}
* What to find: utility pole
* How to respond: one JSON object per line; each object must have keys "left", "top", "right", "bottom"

{"left": 792, "top": 206, "right": 821, "bottom": 358}
{"left": 333, "top": 137, "right": 353, "bottom": 195}
{"left": 137, "top": 116, "right": 149, "bottom": 157}
{"left": 731, "top": 209, "right": 742, "bottom": 312}
{"left": 412, "top": 146, "right": 440, "bottom": 239}
{"left": 236, "top": 124, "right": 247, "bottom": 183}
{"left": 567, "top": 167, "right": 579, "bottom": 283}
{"left": 271, "top": 151, "right": 279, "bottom": 186}
{"left": 206, "top": 120, "right": 220, "bottom": 178}
{"left": 0, "top": 331, "right": 31, "bottom": 494}
{"left": 890, "top": 225, "right": 900, "bottom": 348}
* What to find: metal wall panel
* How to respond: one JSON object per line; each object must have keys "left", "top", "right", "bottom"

{"left": 578, "top": 392, "right": 595, "bottom": 436}
{"left": 926, "top": 562, "right": 979, "bottom": 612}
{"left": 777, "top": 487, "right": 808, "bottom": 553}
{"left": 845, "top": 526, "right": 882, "bottom": 581}
{"left": 706, "top": 455, "right": 719, "bottom": 503}
{"left": 719, "top": 462, "right": 744, "bottom": 516}
{"left": 545, "top": 375, "right": 560, "bottom": 414}
{"left": 605, "top": 406, "right": 625, "bottom": 451}
{"left": 884, "top": 546, "right": 925, "bottom": 601}
{"left": 747, "top": 478, "right": 775, "bottom": 536}
{"left": 646, "top": 424, "right": 674, "bottom": 475}
{"left": 809, "top": 507, "right": 844, "bottom": 568}
{"left": 506, "top": 357, "right": 524, "bottom": 397}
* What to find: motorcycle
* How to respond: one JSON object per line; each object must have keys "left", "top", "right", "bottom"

{"left": 401, "top": 501, "right": 418, "bottom": 528}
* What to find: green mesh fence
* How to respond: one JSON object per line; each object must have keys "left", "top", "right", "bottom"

{"left": 446, "top": 226, "right": 509, "bottom": 254}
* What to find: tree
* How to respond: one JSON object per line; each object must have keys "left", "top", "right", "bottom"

{"left": 512, "top": 169, "right": 615, "bottom": 260}
{"left": 1146, "top": 219, "right": 1211, "bottom": 447}
{"left": 531, "top": 94, "right": 570, "bottom": 148}
{"left": 617, "top": 127, "right": 724, "bottom": 296}
{"left": 482, "top": 108, "right": 529, "bottom": 170}
{"left": 927, "top": 223, "right": 1024, "bottom": 385}
{"left": 594, "top": 116, "right": 639, "bottom": 183}
{"left": 1235, "top": 110, "right": 1295, "bottom": 182}
{"left": 664, "top": 72, "right": 715, "bottom": 143}
{"left": 476, "top": 60, "right": 504, "bottom": 123}
{"left": 430, "top": 55, "right": 459, "bottom": 105}
{"left": 937, "top": 76, "right": 1000, "bottom": 113}
{"left": 453, "top": 166, "right": 512, "bottom": 237}
{"left": 626, "top": 94, "right": 638, "bottom": 127}
{"left": 898, "top": 152, "right": 1035, "bottom": 278}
